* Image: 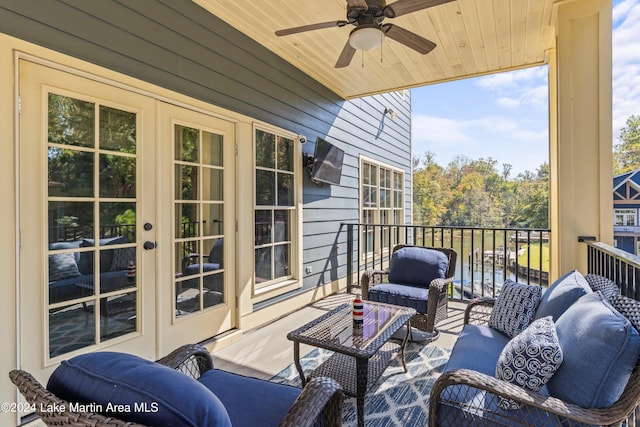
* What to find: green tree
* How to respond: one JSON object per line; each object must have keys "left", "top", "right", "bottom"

{"left": 614, "top": 115, "right": 640, "bottom": 175}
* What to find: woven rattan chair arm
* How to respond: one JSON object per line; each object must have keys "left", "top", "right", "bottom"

{"left": 155, "top": 343, "right": 214, "bottom": 378}
{"left": 280, "top": 377, "right": 344, "bottom": 427}
{"left": 9, "top": 370, "right": 145, "bottom": 427}
{"left": 429, "top": 277, "right": 453, "bottom": 292}
{"left": 463, "top": 297, "right": 496, "bottom": 325}
{"left": 429, "top": 368, "right": 625, "bottom": 427}
{"left": 360, "top": 268, "right": 389, "bottom": 299}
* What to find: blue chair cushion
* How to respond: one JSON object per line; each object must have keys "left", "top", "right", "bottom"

{"left": 198, "top": 369, "right": 301, "bottom": 427}
{"left": 534, "top": 270, "right": 591, "bottom": 321}
{"left": 367, "top": 283, "right": 429, "bottom": 314}
{"left": 387, "top": 247, "right": 448, "bottom": 288}
{"left": 47, "top": 352, "right": 231, "bottom": 427}
{"left": 184, "top": 263, "right": 221, "bottom": 276}
{"left": 549, "top": 291, "right": 640, "bottom": 408}
{"left": 438, "top": 324, "right": 560, "bottom": 426}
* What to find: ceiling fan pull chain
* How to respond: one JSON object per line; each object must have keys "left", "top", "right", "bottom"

{"left": 380, "top": 32, "right": 384, "bottom": 64}
{"left": 361, "top": 50, "right": 365, "bottom": 68}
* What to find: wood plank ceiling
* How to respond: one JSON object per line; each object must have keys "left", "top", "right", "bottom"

{"left": 194, "top": 0, "right": 557, "bottom": 99}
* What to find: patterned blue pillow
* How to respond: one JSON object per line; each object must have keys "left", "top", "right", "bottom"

{"left": 495, "top": 316, "right": 563, "bottom": 410}
{"left": 489, "top": 280, "right": 542, "bottom": 338}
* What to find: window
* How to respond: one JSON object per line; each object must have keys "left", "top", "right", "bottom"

{"left": 614, "top": 209, "right": 637, "bottom": 226}
{"left": 360, "top": 158, "right": 404, "bottom": 257}
{"left": 254, "top": 126, "right": 297, "bottom": 290}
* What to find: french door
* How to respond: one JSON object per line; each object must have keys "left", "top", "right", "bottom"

{"left": 157, "top": 102, "right": 236, "bottom": 355}
{"left": 18, "top": 60, "right": 236, "bottom": 388}
{"left": 19, "top": 60, "right": 157, "bottom": 387}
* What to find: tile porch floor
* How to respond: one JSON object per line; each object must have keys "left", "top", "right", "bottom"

{"left": 211, "top": 292, "right": 467, "bottom": 380}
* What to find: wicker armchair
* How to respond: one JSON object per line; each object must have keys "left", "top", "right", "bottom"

{"left": 429, "top": 295, "right": 640, "bottom": 427}
{"left": 9, "top": 344, "right": 343, "bottom": 427}
{"left": 360, "top": 245, "right": 457, "bottom": 340}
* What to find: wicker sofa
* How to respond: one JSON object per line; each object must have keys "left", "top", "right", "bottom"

{"left": 9, "top": 344, "right": 343, "bottom": 427}
{"left": 429, "top": 271, "right": 640, "bottom": 427}
{"left": 360, "top": 245, "right": 457, "bottom": 341}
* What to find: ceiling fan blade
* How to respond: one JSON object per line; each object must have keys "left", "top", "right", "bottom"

{"left": 335, "top": 41, "right": 357, "bottom": 68}
{"left": 347, "top": 0, "right": 369, "bottom": 11}
{"left": 275, "top": 21, "right": 346, "bottom": 36}
{"left": 383, "top": 0, "right": 455, "bottom": 18}
{"left": 383, "top": 24, "right": 436, "bottom": 54}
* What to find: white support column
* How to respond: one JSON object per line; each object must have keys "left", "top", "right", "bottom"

{"left": 551, "top": 0, "right": 612, "bottom": 277}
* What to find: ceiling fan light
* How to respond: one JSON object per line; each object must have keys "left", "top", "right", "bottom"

{"left": 349, "top": 27, "right": 384, "bottom": 51}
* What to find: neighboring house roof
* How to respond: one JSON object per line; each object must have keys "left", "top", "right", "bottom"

{"left": 614, "top": 170, "right": 640, "bottom": 204}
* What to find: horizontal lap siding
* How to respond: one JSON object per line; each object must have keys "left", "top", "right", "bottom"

{"left": 0, "top": 0, "right": 411, "bottom": 298}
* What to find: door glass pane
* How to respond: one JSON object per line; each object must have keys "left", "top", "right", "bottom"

{"left": 202, "top": 168, "right": 223, "bottom": 201}
{"left": 47, "top": 93, "right": 138, "bottom": 358}
{"left": 99, "top": 154, "right": 136, "bottom": 198}
{"left": 99, "top": 106, "right": 136, "bottom": 153}
{"left": 203, "top": 273, "right": 224, "bottom": 308}
{"left": 48, "top": 94, "right": 94, "bottom": 148}
{"left": 100, "top": 202, "right": 136, "bottom": 242}
{"left": 202, "top": 204, "right": 223, "bottom": 237}
{"left": 48, "top": 201, "right": 94, "bottom": 243}
{"left": 100, "top": 292, "right": 137, "bottom": 342}
{"left": 176, "top": 165, "right": 198, "bottom": 200}
{"left": 175, "top": 125, "right": 199, "bottom": 162}
{"left": 48, "top": 148, "right": 94, "bottom": 197}
{"left": 203, "top": 132, "right": 223, "bottom": 166}
{"left": 49, "top": 301, "right": 95, "bottom": 358}
{"left": 176, "top": 203, "right": 200, "bottom": 238}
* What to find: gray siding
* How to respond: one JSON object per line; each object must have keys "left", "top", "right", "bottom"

{"left": 0, "top": 0, "right": 412, "bottom": 305}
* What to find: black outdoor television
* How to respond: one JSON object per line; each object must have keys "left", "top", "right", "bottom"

{"left": 310, "top": 137, "right": 344, "bottom": 185}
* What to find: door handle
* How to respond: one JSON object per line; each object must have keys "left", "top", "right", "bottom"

{"left": 143, "top": 241, "right": 156, "bottom": 250}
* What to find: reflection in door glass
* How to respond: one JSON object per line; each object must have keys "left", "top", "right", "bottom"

{"left": 47, "top": 93, "right": 138, "bottom": 358}
{"left": 174, "top": 125, "right": 225, "bottom": 318}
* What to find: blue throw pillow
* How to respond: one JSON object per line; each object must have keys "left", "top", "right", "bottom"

{"left": 387, "top": 247, "right": 448, "bottom": 288}
{"left": 47, "top": 352, "right": 231, "bottom": 427}
{"left": 489, "top": 280, "right": 542, "bottom": 338}
{"left": 534, "top": 270, "right": 591, "bottom": 321}
{"left": 495, "top": 316, "right": 563, "bottom": 410}
{"left": 549, "top": 292, "right": 640, "bottom": 408}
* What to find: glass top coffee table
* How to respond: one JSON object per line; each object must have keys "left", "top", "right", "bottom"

{"left": 287, "top": 300, "right": 416, "bottom": 427}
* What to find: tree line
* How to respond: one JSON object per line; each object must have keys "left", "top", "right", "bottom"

{"left": 412, "top": 153, "right": 549, "bottom": 228}
{"left": 413, "top": 114, "right": 640, "bottom": 229}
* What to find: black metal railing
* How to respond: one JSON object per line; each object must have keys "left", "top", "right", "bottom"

{"left": 585, "top": 240, "right": 640, "bottom": 300}
{"left": 344, "top": 223, "right": 550, "bottom": 301}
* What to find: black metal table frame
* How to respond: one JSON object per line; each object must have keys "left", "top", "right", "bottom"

{"left": 287, "top": 301, "right": 416, "bottom": 427}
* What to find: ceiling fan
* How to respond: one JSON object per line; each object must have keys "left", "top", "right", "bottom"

{"left": 275, "top": 0, "right": 455, "bottom": 68}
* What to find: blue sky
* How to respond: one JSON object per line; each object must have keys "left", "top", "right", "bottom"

{"left": 411, "top": 0, "right": 640, "bottom": 176}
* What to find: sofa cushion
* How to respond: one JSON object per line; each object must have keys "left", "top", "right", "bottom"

{"left": 439, "top": 324, "right": 559, "bottom": 426}
{"left": 549, "top": 292, "right": 640, "bottom": 408}
{"left": 367, "top": 283, "right": 429, "bottom": 314}
{"left": 489, "top": 280, "right": 542, "bottom": 338}
{"left": 47, "top": 352, "right": 231, "bottom": 427}
{"left": 78, "top": 236, "right": 129, "bottom": 274}
{"left": 48, "top": 252, "right": 82, "bottom": 281}
{"left": 534, "top": 270, "right": 591, "bottom": 321}
{"left": 608, "top": 293, "right": 640, "bottom": 331}
{"left": 585, "top": 274, "right": 620, "bottom": 300}
{"left": 387, "top": 246, "right": 448, "bottom": 288}
{"left": 445, "top": 324, "right": 512, "bottom": 375}
{"left": 495, "top": 316, "right": 563, "bottom": 410}
{"left": 198, "top": 369, "right": 301, "bottom": 427}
